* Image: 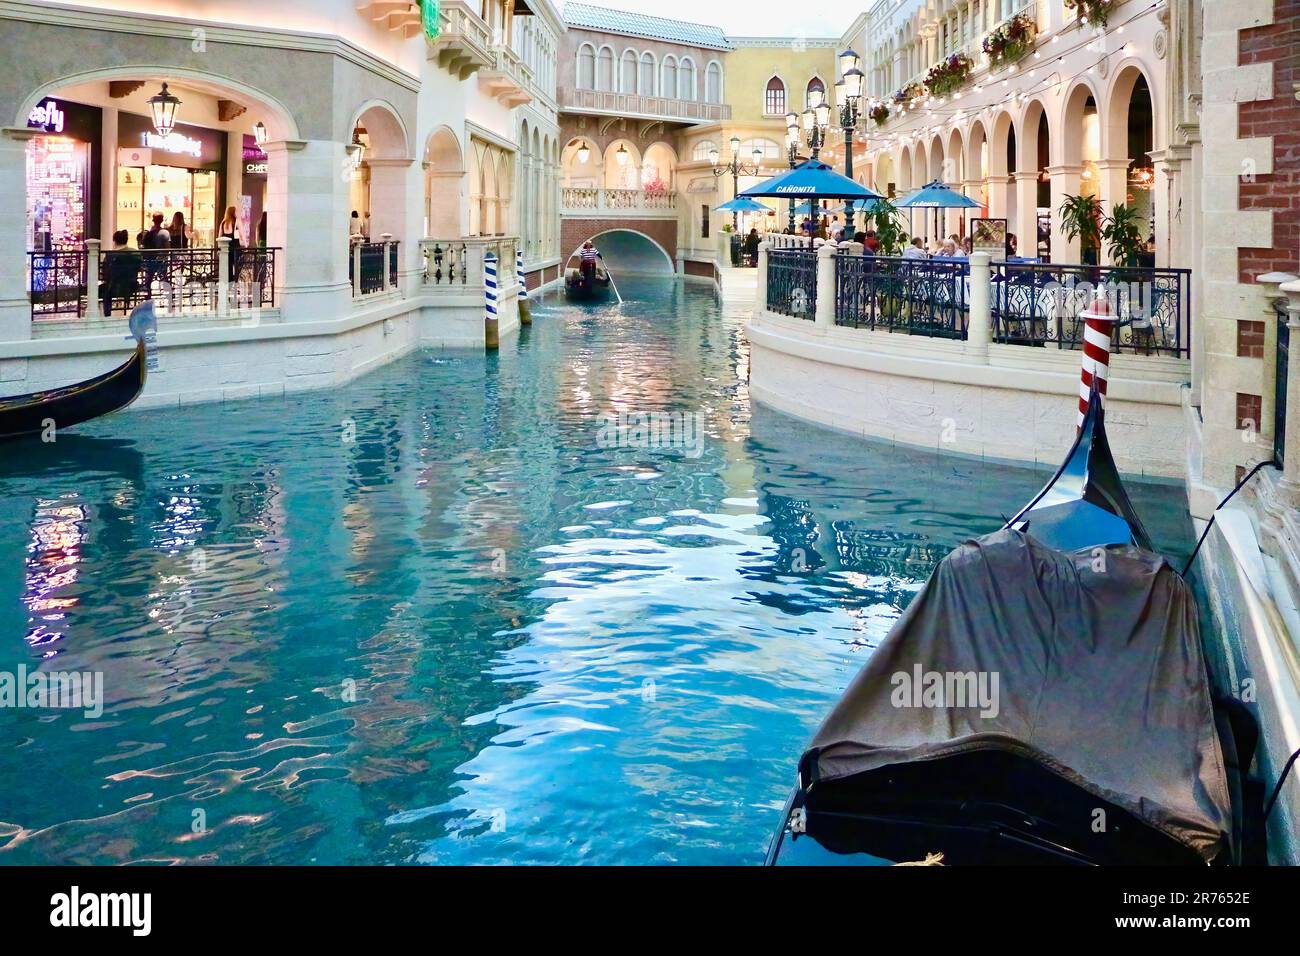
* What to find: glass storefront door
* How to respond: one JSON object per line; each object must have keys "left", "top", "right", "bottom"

{"left": 115, "top": 165, "right": 218, "bottom": 246}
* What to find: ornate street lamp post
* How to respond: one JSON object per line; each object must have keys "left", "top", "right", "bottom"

{"left": 834, "top": 49, "right": 865, "bottom": 234}
{"left": 711, "top": 135, "right": 763, "bottom": 230}
{"left": 785, "top": 115, "right": 801, "bottom": 233}
{"left": 787, "top": 92, "right": 831, "bottom": 238}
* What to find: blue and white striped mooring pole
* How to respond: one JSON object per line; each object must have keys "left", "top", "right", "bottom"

{"left": 484, "top": 250, "right": 500, "bottom": 350}
{"left": 516, "top": 247, "right": 531, "bottom": 325}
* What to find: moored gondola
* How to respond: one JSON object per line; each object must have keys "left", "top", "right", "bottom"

{"left": 765, "top": 388, "right": 1265, "bottom": 866}
{"left": 0, "top": 303, "right": 155, "bottom": 442}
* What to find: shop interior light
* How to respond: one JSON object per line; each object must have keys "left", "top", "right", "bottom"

{"left": 148, "top": 83, "right": 181, "bottom": 137}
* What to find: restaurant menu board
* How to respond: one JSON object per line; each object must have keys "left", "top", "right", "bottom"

{"left": 970, "top": 218, "right": 1007, "bottom": 258}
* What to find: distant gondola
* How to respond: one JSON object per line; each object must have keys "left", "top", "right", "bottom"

{"left": 563, "top": 263, "right": 612, "bottom": 302}
{"left": 765, "top": 388, "right": 1265, "bottom": 866}
{"left": 0, "top": 302, "right": 154, "bottom": 441}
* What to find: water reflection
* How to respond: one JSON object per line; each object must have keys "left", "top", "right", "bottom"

{"left": 0, "top": 278, "right": 1192, "bottom": 864}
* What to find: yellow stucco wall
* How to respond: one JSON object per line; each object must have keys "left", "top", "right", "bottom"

{"left": 723, "top": 41, "right": 839, "bottom": 126}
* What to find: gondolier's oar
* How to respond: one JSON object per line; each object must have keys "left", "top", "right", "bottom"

{"left": 605, "top": 262, "right": 623, "bottom": 305}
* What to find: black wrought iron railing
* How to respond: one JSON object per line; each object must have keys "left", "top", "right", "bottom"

{"left": 233, "top": 247, "right": 278, "bottom": 310}
{"left": 835, "top": 254, "right": 969, "bottom": 339}
{"left": 351, "top": 241, "right": 400, "bottom": 296}
{"left": 991, "top": 261, "right": 1191, "bottom": 357}
{"left": 766, "top": 248, "right": 817, "bottom": 319}
{"left": 1276, "top": 298, "right": 1290, "bottom": 469}
{"left": 27, "top": 249, "right": 86, "bottom": 317}
{"left": 29, "top": 246, "right": 279, "bottom": 318}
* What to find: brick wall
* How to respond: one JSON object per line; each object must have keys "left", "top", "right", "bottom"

{"left": 1237, "top": 0, "right": 1300, "bottom": 282}
{"left": 559, "top": 218, "right": 678, "bottom": 267}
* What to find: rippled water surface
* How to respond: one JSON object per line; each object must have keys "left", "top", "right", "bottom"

{"left": 0, "top": 277, "right": 1192, "bottom": 864}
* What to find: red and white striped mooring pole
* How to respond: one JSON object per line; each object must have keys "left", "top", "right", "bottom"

{"left": 1078, "top": 294, "right": 1116, "bottom": 429}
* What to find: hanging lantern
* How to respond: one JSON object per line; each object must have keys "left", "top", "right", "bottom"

{"left": 253, "top": 121, "right": 268, "bottom": 146}
{"left": 576, "top": 140, "right": 590, "bottom": 164}
{"left": 351, "top": 125, "right": 367, "bottom": 167}
{"left": 148, "top": 82, "right": 181, "bottom": 137}
{"left": 616, "top": 143, "right": 629, "bottom": 166}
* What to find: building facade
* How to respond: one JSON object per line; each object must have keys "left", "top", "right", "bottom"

{"left": 2, "top": 0, "right": 565, "bottom": 406}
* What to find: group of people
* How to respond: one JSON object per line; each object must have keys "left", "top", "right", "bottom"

{"left": 99, "top": 205, "right": 250, "bottom": 316}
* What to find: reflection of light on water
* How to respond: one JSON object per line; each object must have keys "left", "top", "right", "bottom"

{"left": 23, "top": 498, "right": 88, "bottom": 650}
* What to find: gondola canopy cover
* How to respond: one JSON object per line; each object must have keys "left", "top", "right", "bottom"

{"left": 799, "top": 529, "right": 1232, "bottom": 862}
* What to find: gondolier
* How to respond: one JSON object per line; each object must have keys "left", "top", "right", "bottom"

{"left": 565, "top": 240, "right": 613, "bottom": 302}
{"left": 579, "top": 240, "right": 601, "bottom": 280}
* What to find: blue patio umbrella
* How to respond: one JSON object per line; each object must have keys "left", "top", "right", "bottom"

{"left": 716, "top": 197, "right": 771, "bottom": 214}
{"left": 742, "top": 160, "right": 882, "bottom": 236}
{"left": 896, "top": 180, "right": 982, "bottom": 245}
{"left": 740, "top": 159, "right": 882, "bottom": 202}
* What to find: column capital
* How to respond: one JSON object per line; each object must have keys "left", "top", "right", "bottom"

{"left": 1043, "top": 164, "right": 1083, "bottom": 177}
{"left": 1092, "top": 158, "right": 1131, "bottom": 171}
{"left": 1, "top": 125, "right": 39, "bottom": 142}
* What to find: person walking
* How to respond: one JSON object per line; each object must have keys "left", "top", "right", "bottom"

{"left": 142, "top": 213, "right": 170, "bottom": 291}
{"left": 100, "top": 229, "right": 141, "bottom": 317}
{"left": 219, "top": 205, "right": 241, "bottom": 277}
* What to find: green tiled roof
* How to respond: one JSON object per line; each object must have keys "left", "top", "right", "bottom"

{"left": 563, "top": 2, "right": 733, "bottom": 50}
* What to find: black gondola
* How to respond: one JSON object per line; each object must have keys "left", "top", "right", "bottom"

{"left": 563, "top": 262, "right": 612, "bottom": 301}
{"left": 765, "top": 388, "right": 1265, "bottom": 866}
{"left": 0, "top": 303, "right": 154, "bottom": 441}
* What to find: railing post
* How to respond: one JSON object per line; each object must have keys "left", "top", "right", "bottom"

{"left": 381, "top": 235, "right": 393, "bottom": 292}
{"left": 84, "top": 239, "right": 101, "bottom": 319}
{"left": 756, "top": 240, "right": 770, "bottom": 311}
{"left": 967, "top": 251, "right": 991, "bottom": 363}
{"left": 1280, "top": 280, "right": 1300, "bottom": 494}
{"left": 352, "top": 242, "right": 362, "bottom": 298}
{"left": 217, "top": 237, "right": 230, "bottom": 317}
{"left": 815, "top": 243, "right": 836, "bottom": 327}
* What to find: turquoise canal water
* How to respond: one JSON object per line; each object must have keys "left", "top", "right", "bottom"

{"left": 0, "top": 277, "right": 1193, "bottom": 864}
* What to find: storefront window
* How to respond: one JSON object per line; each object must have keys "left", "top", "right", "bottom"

{"left": 115, "top": 113, "right": 226, "bottom": 248}
{"left": 25, "top": 98, "right": 101, "bottom": 250}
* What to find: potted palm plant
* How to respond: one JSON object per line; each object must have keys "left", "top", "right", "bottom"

{"left": 1101, "top": 203, "right": 1146, "bottom": 267}
{"left": 1058, "top": 193, "right": 1103, "bottom": 265}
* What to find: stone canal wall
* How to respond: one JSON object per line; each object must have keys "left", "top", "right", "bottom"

{"left": 746, "top": 308, "right": 1190, "bottom": 479}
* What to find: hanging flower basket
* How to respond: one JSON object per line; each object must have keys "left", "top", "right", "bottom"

{"left": 924, "top": 53, "right": 974, "bottom": 97}
{"left": 869, "top": 103, "right": 891, "bottom": 126}
{"left": 892, "top": 82, "right": 925, "bottom": 108}
{"left": 1065, "top": 0, "right": 1113, "bottom": 28}
{"left": 983, "top": 13, "right": 1037, "bottom": 68}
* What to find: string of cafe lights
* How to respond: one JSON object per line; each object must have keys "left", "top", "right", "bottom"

{"left": 853, "top": 0, "right": 1168, "bottom": 154}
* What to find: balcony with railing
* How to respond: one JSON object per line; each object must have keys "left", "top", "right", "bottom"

{"left": 561, "top": 187, "right": 678, "bottom": 217}
{"left": 26, "top": 241, "right": 278, "bottom": 331}
{"left": 429, "top": 0, "right": 495, "bottom": 80}
{"left": 420, "top": 236, "right": 519, "bottom": 293}
{"left": 478, "top": 46, "right": 533, "bottom": 107}
{"left": 349, "top": 240, "right": 401, "bottom": 299}
{"left": 558, "top": 88, "right": 730, "bottom": 125}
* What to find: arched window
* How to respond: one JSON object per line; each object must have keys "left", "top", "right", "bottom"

{"left": 764, "top": 76, "right": 786, "bottom": 116}
{"left": 692, "top": 139, "right": 718, "bottom": 162}
{"left": 661, "top": 56, "right": 678, "bottom": 101}
{"left": 806, "top": 76, "right": 825, "bottom": 107}
{"left": 678, "top": 57, "right": 696, "bottom": 100}
{"left": 620, "top": 50, "right": 637, "bottom": 93}
{"left": 577, "top": 43, "right": 595, "bottom": 89}
{"left": 639, "top": 51, "right": 655, "bottom": 95}
{"left": 705, "top": 61, "right": 723, "bottom": 104}
{"left": 596, "top": 46, "right": 615, "bottom": 91}
{"left": 740, "top": 138, "right": 781, "bottom": 161}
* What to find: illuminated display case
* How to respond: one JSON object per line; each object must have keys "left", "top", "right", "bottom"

{"left": 24, "top": 98, "right": 102, "bottom": 250}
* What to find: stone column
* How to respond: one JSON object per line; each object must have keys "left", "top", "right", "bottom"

{"left": 367, "top": 157, "right": 418, "bottom": 297}
{"left": 986, "top": 175, "right": 1009, "bottom": 221}
{"left": 1046, "top": 164, "right": 1083, "bottom": 264}
{"left": 1279, "top": 280, "right": 1300, "bottom": 496}
{"left": 1151, "top": 150, "right": 1185, "bottom": 271}
{"left": 967, "top": 251, "right": 992, "bottom": 362}
{"left": 0, "top": 127, "right": 36, "bottom": 342}
{"left": 1012, "top": 171, "right": 1037, "bottom": 259}
{"left": 815, "top": 242, "right": 836, "bottom": 327}
{"left": 262, "top": 139, "right": 352, "bottom": 320}
{"left": 85, "top": 239, "right": 101, "bottom": 320}
{"left": 1094, "top": 158, "right": 1131, "bottom": 265}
